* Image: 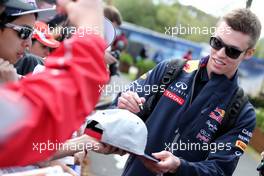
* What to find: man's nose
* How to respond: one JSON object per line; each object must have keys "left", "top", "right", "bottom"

{"left": 216, "top": 47, "right": 227, "bottom": 58}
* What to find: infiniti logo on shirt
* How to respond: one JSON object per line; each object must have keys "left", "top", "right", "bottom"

{"left": 175, "top": 82, "right": 188, "bottom": 90}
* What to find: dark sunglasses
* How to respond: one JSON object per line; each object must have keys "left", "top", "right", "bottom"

{"left": 209, "top": 36, "right": 247, "bottom": 59}
{"left": 4, "top": 23, "right": 34, "bottom": 40}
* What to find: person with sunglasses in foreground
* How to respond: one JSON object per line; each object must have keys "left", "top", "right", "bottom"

{"left": 117, "top": 8, "right": 261, "bottom": 176}
{"left": 0, "top": 0, "right": 56, "bottom": 82}
{"left": 0, "top": 0, "right": 36, "bottom": 83}
{"left": 0, "top": 0, "right": 109, "bottom": 167}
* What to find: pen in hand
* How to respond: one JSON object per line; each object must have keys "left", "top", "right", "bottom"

{"left": 138, "top": 103, "right": 143, "bottom": 111}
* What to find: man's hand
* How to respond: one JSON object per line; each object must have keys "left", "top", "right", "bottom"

{"left": 48, "top": 160, "right": 78, "bottom": 176}
{"left": 90, "top": 137, "right": 126, "bottom": 156}
{"left": 97, "top": 144, "right": 127, "bottom": 156}
{"left": 105, "top": 52, "right": 117, "bottom": 65}
{"left": 57, "top": 0, "right": 104, "bottom": 37}
{"left": 51, "top": 135, "right": 125, "bottom": 160}
{"left": 0, "top": 58, "right": 18, "bottom": 83}
{"left": 261, "top": 151, "right": 264, "bottom": 159}
{"left": 117, "top": 91, "right": 146, "bottom": 113}
{"left": 140, "top": 151, "right": 181, "bottom": 174}
{"left": 77, "top": 135, "right": 126, "bottom": 156}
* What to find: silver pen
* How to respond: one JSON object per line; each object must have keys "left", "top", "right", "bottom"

{"left": 139, "top": 103, "right": 143, "bottom": 111}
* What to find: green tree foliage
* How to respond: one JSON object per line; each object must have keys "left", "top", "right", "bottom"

{"left": 255, "top": 38, "right": 264, "bottom": 59}
{"left": 113, "top": 0, "right": 157, "bottom": 30}
{"left": 112, "top": 0, "right": 217, "bottom": 43}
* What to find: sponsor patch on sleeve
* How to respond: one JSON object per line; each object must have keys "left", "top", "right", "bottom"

{"left": 235, "top": 140, "right": 247, "bottom": 152}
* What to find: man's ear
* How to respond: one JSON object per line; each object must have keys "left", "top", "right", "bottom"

{"left": 244, "top": 48, "right": 255, "bottom": 60}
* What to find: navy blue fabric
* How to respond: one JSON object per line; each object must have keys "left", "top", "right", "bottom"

{"left": 121, "top": 57, "right": 256, "bottom": 176}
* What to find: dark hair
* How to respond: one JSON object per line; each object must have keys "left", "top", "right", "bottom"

{"left": 0, "top": 11, "right": 37, "bottom": 29}
{"left": 0, "top": 12, "right": 19, "bottom": 28}
{"left": 104, "top": 5, "right": 122, "bottom": 26}
{"left": 220, "top": 8, "right": 261, "bottom": 48}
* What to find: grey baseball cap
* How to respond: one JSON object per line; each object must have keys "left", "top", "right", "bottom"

{"left": 104, "top": 17, "right": 116, "bottom": 48}
{"left": 3, "top": 0, "right": 55, "bottom": 17}
{"left": 85, "top": 109, "right": 159, "bottom": 163}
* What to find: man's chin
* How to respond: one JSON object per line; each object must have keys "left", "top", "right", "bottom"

{"left": 211, "top": 69, "right": 225, "bottom": 76}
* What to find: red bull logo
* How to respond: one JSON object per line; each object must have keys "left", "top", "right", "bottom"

{"left": 209, "top": 107, "right": 225, "bottom": 124}
{"left": 183, "top": 60, "right": 199, "bottom": 73}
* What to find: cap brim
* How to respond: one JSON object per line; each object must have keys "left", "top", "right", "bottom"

{"left": 104, "top": 17, "right": 116, "bottom": 48}
{"left": 102, "top": 140, "right": 160, "bottom": 163}
{"left": 39, "top": 37, "right": 60, "bottom": 48}
{"left": 141, "top": 154, "right": 160, "bottom": 163}
{"left": 11, "top": 6, "right": 56, "bottom": 16}
{"left": 33, "top": 30, "right": 60, "bottom": 48}
{"left": 98, "top": 142, "right": 160, "bottom": 163}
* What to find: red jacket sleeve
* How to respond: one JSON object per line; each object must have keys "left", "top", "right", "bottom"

{"left": 0, "top": 34, "right": 109, "bottom": 167}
